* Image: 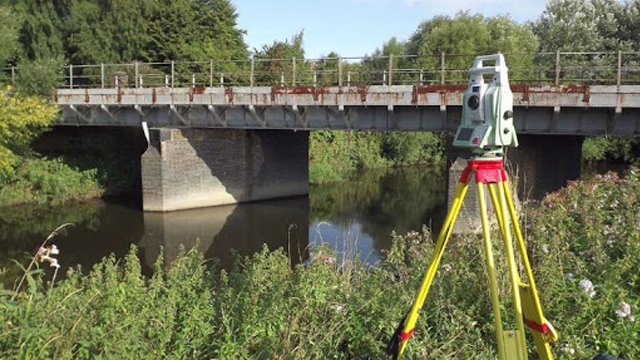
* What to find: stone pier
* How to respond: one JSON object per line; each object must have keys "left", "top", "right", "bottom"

{"left": 141, "top": 128, "right": 308, "bottom": 212}
{"left": 447, "top": 135, "right": 584, "bottom": 234}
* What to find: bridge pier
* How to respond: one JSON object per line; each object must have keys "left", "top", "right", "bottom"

{"left": 447, "top": 134, "right": 583, "bottom": 234}
{"left": 141, "top": 128, "right": 308, "bottom": 212}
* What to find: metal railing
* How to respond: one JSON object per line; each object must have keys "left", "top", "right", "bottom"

{"left": 4, "top": 51, "right": 640, "bottom": 89}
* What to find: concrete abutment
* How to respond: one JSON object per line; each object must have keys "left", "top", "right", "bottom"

{"left": 141, "top": 128, "right": 309, "bottom": 212}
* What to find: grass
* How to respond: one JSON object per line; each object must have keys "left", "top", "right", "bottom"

{"left": 1, "top": 169, "right": 638, "bottom": 359}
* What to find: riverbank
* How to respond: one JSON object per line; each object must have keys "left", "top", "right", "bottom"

{"left": 2, "top": 169, "right": 638, "bottom": 358}
{"left": 309, "top": 130, "right": 445, "bottom": 184}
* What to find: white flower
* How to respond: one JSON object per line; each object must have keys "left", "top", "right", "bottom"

{"left": 560, "top": 343, "right": 575, "bottom": 355}
{"left": 615, "top": 302, "right": 632, "bottom": 319}
{"left": 541, "top": 244, "right": 549, "bottom": 254}
{"left": 443, "top": 264, "right": 452, "bottom": 273}
{"left": 333, "top": 304, "right": 346, "bottom": 314}
{"left": 37, "top": 244, "right": 61, "bottom": 268}
{"left": 578, "top": 279, "right": 596, "bottom": 298}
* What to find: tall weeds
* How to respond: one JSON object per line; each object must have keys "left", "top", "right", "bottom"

{"left": 1, "top": 169, "right": 638, "bottom": 359}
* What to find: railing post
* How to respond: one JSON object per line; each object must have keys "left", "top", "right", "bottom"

{"left": 617, "top": 50, "right": 622, "bottom": 86}
{"left": 209, "top": 59, "right": 214, "bottom": 87}
{"left": 135, "top": 62, "right": 139, "bottom": 88}
{"left": 347, "top": 71, "right": 351, "bottom": 87}
{"left": 69, "top": 64, "right": 73, "bottom": 89}
{"left": 388, "top": 54, "right": 393, "bottom": 86}
{"left": 383, "top": 70, "right": 387, "bottom": 85}
{"left": 555, "top": 50, "right": 561, "bottom": 85}
{"left": 100, "top": 63, "right": 105, "bottom": 88}
{"left": 220, "top": 73, "right": 224, "bottom": 87}
{"left": 419, "top": 69, "right": 424, "bottom": 85}
{"left": 11, "top": 66, "right": 15, "bottom": 85}
{"left": 440, "top": 52, "right": 445, "bottom": 85}
{"left": 338, "top": 56, "right": 343, "bottom": 87}
{"left": 313, "top": 71, "right": 317, "bottom": 87}
{"left": 192, "top": 73, "right": 196, "bottom": 88}
{"left": 250, "top": 55, "right": 255, "bottom": 87}
{"left": 171, "top": 61, "right": 175, "bottom": 88}
{"left": 280, "top": 72, "right": 285, "bottom": 87}
{"left": 292, "top": 57, "right": 296, "bottom": 86}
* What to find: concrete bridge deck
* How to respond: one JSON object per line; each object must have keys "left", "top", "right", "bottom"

{"left": 56, "top": 84, "right": 640, "bottom": 135}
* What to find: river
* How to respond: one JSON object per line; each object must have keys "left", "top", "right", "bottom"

{"left": 0, "top": 166, "right": 447, "bottom": 286}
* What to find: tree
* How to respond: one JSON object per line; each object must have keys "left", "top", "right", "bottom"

{"left": 533, "top": 0, "right": 629, "bottom": 83}
{"left": 405, "top": 12, "right": 538, "bottom": 83}
{"left": 0, "top": 6, "right": 18, "bottom": 69}
{"left": 361, "top": 37, "right": 410, "bottom": 85}
{"left": 253, "top": 31, "right": 306, "bottom": 86}
{"left": 0, "top": 86, "right": 59, "bottom": 180}
{"left": 533, "top": 0, "right": 626, "bottom": 52}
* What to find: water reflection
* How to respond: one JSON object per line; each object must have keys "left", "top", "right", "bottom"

{"left": 0, "top": 197, "right": 309, "bottom": 286}
{"left": 309, "top": 166, "right": 447, "bottom": 263}
{"left": 1, "top": 165, "right": 445, "bottom": 286}
{"left": 140, "top": 198, "right": 309, "bottom": 270}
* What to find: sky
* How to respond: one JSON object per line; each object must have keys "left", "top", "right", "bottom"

{"left": 232, "top": 0, "right": 548, "bottom": 59}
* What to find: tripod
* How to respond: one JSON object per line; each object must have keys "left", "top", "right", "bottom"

{"left": 387, "top": 157, "right": 558, "bottom": 359}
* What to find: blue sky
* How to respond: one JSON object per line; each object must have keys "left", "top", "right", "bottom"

{"left": 232, "top": 0, "right": 547, "bottom": 59}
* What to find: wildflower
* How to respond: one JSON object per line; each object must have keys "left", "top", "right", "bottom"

{"left": 541, "top": 244, "right": 549, "bottom": 254}
{"left": 578, "top": 279, "right": 596, "bottom": 298}
{"left": 443, "top": 264, "right": 452, "bottom": 273}
{"left": 615, "top": 302, "right": 632, "bottom": 319}
{"left": 37, "top": 245, "right": 61, "bottom": 268}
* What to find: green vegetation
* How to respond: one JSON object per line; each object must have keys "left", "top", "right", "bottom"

{"left": 2, "top": 170, "right": 638, "bottom": 358}
{"left": 583, "top": 136, "right": 640, "bottom": 164}
{"left": 309, "top": 131, "right": 444, "bottom": 184}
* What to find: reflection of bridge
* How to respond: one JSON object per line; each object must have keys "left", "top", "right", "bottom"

{"left": 9, "top": 52, "right": 640, "bottom": 211}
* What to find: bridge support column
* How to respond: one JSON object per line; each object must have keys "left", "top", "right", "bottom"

{"left": 141, "top": 128, "right": 308, "bottom": 212}
{"left": 446, "top": 135, "right": 583, "bottom": 234}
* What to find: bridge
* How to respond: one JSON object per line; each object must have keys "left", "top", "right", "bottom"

{"left": 6, "top": 52, "right": 640, "bottom": 212}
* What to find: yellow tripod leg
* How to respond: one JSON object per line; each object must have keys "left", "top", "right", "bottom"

{"left": 478, "top": 182, "right": 508, "bottom": 360}
{"left": 392, "top": 181, "right": 469, "bottom": 359}
{"left": 502, "top": 181, "right": 558, "bottom": 359}
{"left": 495, "top": 181, "right": 528, "bottom": 360}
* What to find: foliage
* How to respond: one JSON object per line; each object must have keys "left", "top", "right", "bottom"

{"left": 309, "top": 130, "right": 444, "bottom": 184}
{"left": 404, "top": 12, "right": 539, "bottom": 83}
{"left": 0, "top": 5, "right": 18, "bottom": 69}
{"left": 0, "top": 157, "right": 104, "bottom": 207}
{"left": 382, "top": 132, "right": 444, "bottom": 165}
{"left": 0, "top": 87, "right": 58, "bottom": 180}
{"left": 525, "top": 170, "right": 640, "bottom": 358}
{"left": 583, "top": 136, "right": 640, "bottom": 163}
{"left": 532, "top": 0, "right": 628, "bottom": 52}
{"left": 2, "top": 170, "right": 638, "bottom": 358}
{"left": 13, "top": 56, "right": 64, "bottom": 96}
{"left": 253, "top": 31, "right": 307, "bottom": 86}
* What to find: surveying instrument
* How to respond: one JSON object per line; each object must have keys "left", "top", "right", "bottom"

{"left": 387, "top": 54, "right": 558, "bottom": 359}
